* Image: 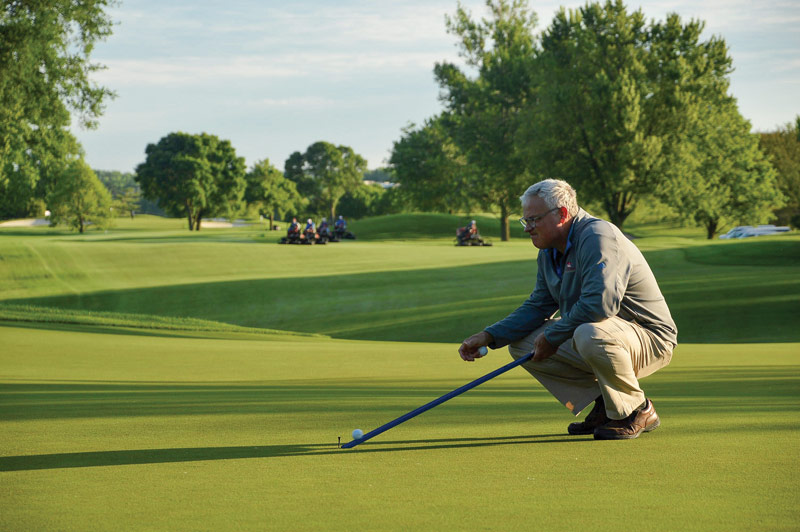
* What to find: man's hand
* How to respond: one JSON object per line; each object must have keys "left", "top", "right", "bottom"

{"left": 459, "top": 331, "right": 493, "bottom": 362}
{"left": 532, "top": 333, "right": 556, "bottom": 362}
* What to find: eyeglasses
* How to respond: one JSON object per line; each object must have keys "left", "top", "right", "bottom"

{"left": 518, "top": 208, "right": 560, "bottom": 228}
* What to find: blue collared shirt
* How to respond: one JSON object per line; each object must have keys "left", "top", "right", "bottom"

{"left": 485, "top": 209, "right": 678, "bottom": 349}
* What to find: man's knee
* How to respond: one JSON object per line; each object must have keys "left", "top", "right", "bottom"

{"left": 572, "top": 322, "right": 612, "bottom": 363}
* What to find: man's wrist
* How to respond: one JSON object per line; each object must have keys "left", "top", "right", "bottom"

{"left": 481, "top": 330, "right": 494, "bottom": 345}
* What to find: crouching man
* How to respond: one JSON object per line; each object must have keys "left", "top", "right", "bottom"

{"left": 459, "top": 179, "right": 677, "bottom": 440}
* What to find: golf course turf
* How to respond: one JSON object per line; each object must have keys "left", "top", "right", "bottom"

{"left": 1, "top": 215, "right": 798, "bottom": 531}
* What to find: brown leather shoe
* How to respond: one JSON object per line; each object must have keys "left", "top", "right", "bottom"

{"left": 567, "top": 397, "right": 609, "bottom": 435}
{"left": 593, "top": 399, "right": 660, "bottom": 440}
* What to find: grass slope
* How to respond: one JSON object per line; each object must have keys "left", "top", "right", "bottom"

{"left": 2, "top": 215, "right": 799, "bottom": 343}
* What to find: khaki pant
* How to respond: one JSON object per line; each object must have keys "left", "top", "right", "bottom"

{"left": 508, "top": 317, "right": 673, "bottom": 420}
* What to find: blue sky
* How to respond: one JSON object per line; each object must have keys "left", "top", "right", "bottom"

{"left": 76, "top": 0, "right": 800, "bottom": 173}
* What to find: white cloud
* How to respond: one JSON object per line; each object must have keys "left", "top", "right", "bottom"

{"left": 251, "top": 96, "right": 336, "bottom": 108}
{"left": 96, "top": 48, "right": 460, "bottom": 87}
{"left": 77, "top": 0, "right": 800, "bottom": 172}
{"left": 96, "top": 57, "right": 296, "bottom": 86}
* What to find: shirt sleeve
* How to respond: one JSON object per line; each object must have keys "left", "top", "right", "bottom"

{"left": 544, "top": 228, "right": 629, "bottom": 346}
{"left": 484, "top": 255, "right": 559, "bottom": 349}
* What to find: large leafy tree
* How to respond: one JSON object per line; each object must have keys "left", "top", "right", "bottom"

{"left": 759, "top": 118, "right": 800, "bottom": 228}
{"left": 390, "top": 116, "right": 475, "bottom": 213}
{"left": 284, "top": 141, "right": 367, "bottom": 219}
{"left": 245, "top": 158, "right": 305, "bottom": 230}
{"left": 48, "top": 158, "right": 112, "bottom": 233}
{"left": 0, "top": 0, "right": 115, "bottom": 219}
{"left": 283, "top": 150, "right": 314, "bottom": 199}
{"left": 529, "top": 0, "right": 733, "bottom": 228}
{"left": 434, "top": 0, "right": 539, "bottom": 241}
{"left": 135, "top": 132, "right": 247, "bottom": 230}
{"left": 659, "top": 103, "right": 783, "bottom": 238}
{"left": 337, "top": 182, "right": 386, "bottom": 219}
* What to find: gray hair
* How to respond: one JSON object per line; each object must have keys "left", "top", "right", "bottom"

{"left": 520, "top": 179, "right": 579, "bottom": 216}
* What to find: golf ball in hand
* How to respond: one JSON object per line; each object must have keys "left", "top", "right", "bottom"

{"left": 352, "top": 429, "right": 364, "bottom": 439}
{"left": 477, "top": 346, "right": 488, "bottom": 357}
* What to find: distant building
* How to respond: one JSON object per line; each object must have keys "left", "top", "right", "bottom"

{"left": 363, "top": 180, "right": 399, "bottom": 189}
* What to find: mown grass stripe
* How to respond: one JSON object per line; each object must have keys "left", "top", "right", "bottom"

{"left": 0, "top": 303, "right": 327, "bottom": 338}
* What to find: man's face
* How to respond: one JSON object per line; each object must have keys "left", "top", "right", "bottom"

{"left": 522, "top": 196, "right": 562, "bottom": 250}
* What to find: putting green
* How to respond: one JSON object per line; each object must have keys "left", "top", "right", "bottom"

{"left": 1, "top": 324, "right": 798, "bottom": 531}
{"left": 1, "top": 215, "right": 799, "bottom": 530}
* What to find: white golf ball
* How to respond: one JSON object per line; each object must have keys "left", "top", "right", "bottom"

{"left": 352, "top": 429, "right": 364, "bottom": 439}
{"left": 477, "top": 346, "right": 488, "bottom": 357}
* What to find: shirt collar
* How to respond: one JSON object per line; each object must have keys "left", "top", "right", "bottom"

{"left": 549, "top": 214, "right": 576, "bottom": 262}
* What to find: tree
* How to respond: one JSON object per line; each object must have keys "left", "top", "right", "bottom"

{"left": 659, "top": 103, "right": 783, "bottom": 238}
{"left": 95, "top": 170, "right": 140, "bottom": 218}
{"left": 135, "top": 132, "right": 247, "bottom": 230}
{"left": 338, "top": 182, "right": 386, "bottom": 219}
{"left": 0, "top": 0, "right": 115, "bottom": 219}
{"left": 245, "top": 159, "right": 305, "bottom": 230}
{"left": 529, "top": 0, "right": 733, "bottom": 229}
{"left": 48, "top": 158, "right": 112, "bottom": 233}
{"left": 390, "top": 117, "right": 474, "bottom": 213}
{"left": 96, "top": 170, "right": 135, "bottom": 197}
{"left": 759, "top": 118, "right": 800, "bottom": 228}
{"left": 96, "top": 169, "right": 163, "bottom": 216}
{"left": 113, "top": 187, "right": 141, "bottom": 219}
{"left": 283, "top": 151, "right": 311, "bottom": 195}
{"left": 434, "top": 0, "right": 540, "bottom": 241}
{"left": 284, "top": 141, "right": 367, "bottom": 219}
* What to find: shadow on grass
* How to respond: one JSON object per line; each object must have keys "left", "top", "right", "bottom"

{"left": 0, "top": 379, "right": 551, "bottom": 421}
{"left": 2, "top": 365, "right": 798, "bottom": 422}
{"left": 3, "top": 364, "right": 798, "bottom": 471}
{"left": 0, "top": 433, "right": 587, "bottom": 472}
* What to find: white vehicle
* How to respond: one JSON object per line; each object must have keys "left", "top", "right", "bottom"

{"left": 719, "top": 225, "right": 791, "bottom": 239}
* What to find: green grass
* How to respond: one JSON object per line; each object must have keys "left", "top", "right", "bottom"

{"left": 0, "top": 303, "right": 326, "bottom": 338}
{"left": 2, "top": 216, "right": 798, "bottom": 343}
{"left": 350, "top": 211, "right": 530, "bottom": 241}
{"left": 1, "top": 325, "right": 797, "bottom": 531}
{"left": 1, "top": 214, "right": 799, "bottom": 531}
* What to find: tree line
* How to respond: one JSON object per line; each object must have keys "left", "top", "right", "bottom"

{"left": 0, "top": 1, "right": 402, "bottom": 231}
{"left": 134, "top": 134, "right": 405, "bottom": 231}
{"left": 390, "top": 0, "right": 797, "bottom": 239}
{"left": 3, "top": 0, "right": 798, "bottom": 237}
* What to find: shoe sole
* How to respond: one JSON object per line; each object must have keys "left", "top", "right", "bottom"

{"left": 593, "top": 418, "right": 660, "bottom": 440}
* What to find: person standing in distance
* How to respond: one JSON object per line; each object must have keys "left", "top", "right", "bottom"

{"left": 459, "top": 179, "right": 677, "bottom": 440}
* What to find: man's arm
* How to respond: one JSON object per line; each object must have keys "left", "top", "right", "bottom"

{"left": 483, "top": 258, "right": 558, "bottom": 349}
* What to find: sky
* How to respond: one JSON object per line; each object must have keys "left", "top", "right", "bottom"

{"left": 75, "top": 0, "right": 800, "bottom": 173}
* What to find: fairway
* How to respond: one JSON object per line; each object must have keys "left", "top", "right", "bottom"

{"left": 1, "top": 217, "right": 799, "bottom": 531}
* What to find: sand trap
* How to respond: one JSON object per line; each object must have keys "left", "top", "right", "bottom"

{"left": 201, "top": 219, "right": 252, "bottom": 228}
{"left": 200, "top": 221, "right": 234, "bottom": 228}
{"left": 0, "top": 218, "right": 50, "bottom": 227}
{"left": 0, "top": 218, "right": 252, "bottom": 228}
